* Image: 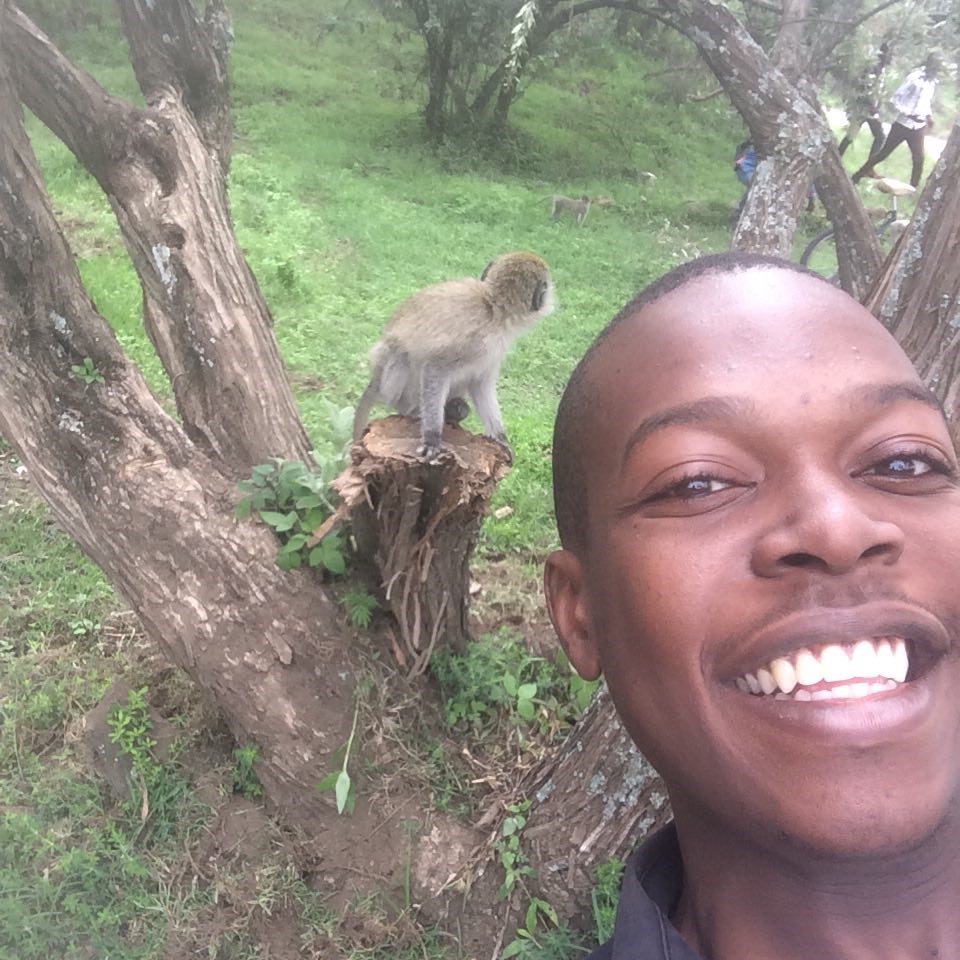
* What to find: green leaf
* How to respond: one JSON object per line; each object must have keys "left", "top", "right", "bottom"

{"left": 517, "top": 699, "right": 535, "bottom": 720}
{"left": 503, "top": 673, "right": 518, "bottom": 697}
{"left": 299, "top": 508, "right": 327, "bottom": 532}
{"left": 502, "top": 818, "right": 518, "bottom": 837}
{"left": 307, "top": 545, "right": 326, "bottom": 567}
{"left": 260, "top": 510, "right": 289, "bottom": 528}
{"left": 276, "top": 552, "right": 302, "bottom": 570}
{"left": 317, "top": 771, "right": 339, "bottom": 792}
{"left": 295, "top": 494, "right": 323, "bottom": 509}
{"left": 517, "top": 683, "right": 537, "bottom": 701}
{"left": 501, "top": 940, "right": 525, "bottom": 959}
{"left": 525, "top": 901, "right": 539, "bottom": 933}
{"left": 279, "top": 533, "right": 308, "bottom": 553}
{"left": 252, "top": 464, "right": 276, "bottom": 478}
{"left": 235, "top": 499, "right": 253, "bottom": 520}
{"left": 335, "top": 770, "right": 352, "bottom": 814}
{"left": 322, "top": 545, "right": 347, "bottom": 575}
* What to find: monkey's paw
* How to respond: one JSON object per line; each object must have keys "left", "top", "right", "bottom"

{"left": 494, "top": 436, "right": 515, "bottom": 465}
{"left": 416, "top": 441, "right": 446, "bottom": 461}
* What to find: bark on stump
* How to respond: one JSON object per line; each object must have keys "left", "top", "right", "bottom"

{"left": 334, "top": 417, "right": 511, "bottom": 674}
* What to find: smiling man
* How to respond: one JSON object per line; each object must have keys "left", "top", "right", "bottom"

{"left": 545, "top": 252, "right": 960, "bottom": 960}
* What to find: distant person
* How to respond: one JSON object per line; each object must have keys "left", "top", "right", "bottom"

{"left": 853, "top": 53, "right": 941, "bottom": 188}
{"left": 838, "top": 42, "right": 891, "bottom": 158}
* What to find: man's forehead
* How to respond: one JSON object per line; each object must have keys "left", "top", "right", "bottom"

{"left": 592, "top": 268, "right": 911, "bottom": 380}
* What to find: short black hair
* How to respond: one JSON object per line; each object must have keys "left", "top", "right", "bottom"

{"left": 552, "top": 252, "right": 831, "bottom": 551}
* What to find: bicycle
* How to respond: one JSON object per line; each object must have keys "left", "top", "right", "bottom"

{"left": 799, "top": 176, "right": 915, "bottom": 284}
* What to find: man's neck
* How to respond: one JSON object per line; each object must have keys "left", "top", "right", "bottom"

{"left": 670, "top": 808, "right": 960, "bottom": 960}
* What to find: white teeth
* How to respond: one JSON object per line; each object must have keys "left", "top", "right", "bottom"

{"left": 757, "top": 667, "right": 777, "bottom": 695}
{"left": 877, "top": 639, "right": 896, "bottom": 680}
{"left": 851, "top": 639, "right": 880, "bottom": 679}
{"left": 736, "top": 637, "right": 913, "bottom": 700}
{"left": 794, "top": 648, "right": 823, "bottom": 686}
{"left": 893, "top": 639, "right": 908, "bottom": 682}
{"left": 770, "top": 657, "right": 797, "bottom": 694}
{"left": 820, "top": 644, "right": 856, "bottom": 683}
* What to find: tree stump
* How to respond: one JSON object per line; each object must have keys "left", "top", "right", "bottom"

{"left": 334, "top": 417, "right": 512, "bottom": 674}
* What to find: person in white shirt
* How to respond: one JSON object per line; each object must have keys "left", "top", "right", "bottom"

{"left": 852, "top": 53, "right": 941, "bottom": 187}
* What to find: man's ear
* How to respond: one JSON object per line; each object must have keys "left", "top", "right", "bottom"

{"left": 544, "top": 549, "right": 601, "bottom": 681}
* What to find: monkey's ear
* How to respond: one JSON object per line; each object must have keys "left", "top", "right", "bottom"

{"left": 532, "top": 281, "right": 547, "bottom": 312}
{"left": 544, "top": 550, "right": 601, "bottom": 680}
{"left": 480, "top": 260, "right": 494, "bottom": 281}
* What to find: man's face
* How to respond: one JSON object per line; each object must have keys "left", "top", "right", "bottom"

{"left": 547, "top": 268, "right": 960, "bottom": 858}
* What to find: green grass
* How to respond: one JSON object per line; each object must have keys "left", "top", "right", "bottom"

{"left": 3, "top": 1, "right": 942, "bottom": 955}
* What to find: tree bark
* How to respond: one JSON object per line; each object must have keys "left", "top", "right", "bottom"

{"left": 865, "top": 121, "right": 960, "bottom": 434}
{"left": 8, "top": 2, "right": 310, "bottom": 472}
{"left": 335, "top": 418, "right": 511, "bottom": 672}
{"left": 0, "top": 11, "right": 349, "bottom": 826}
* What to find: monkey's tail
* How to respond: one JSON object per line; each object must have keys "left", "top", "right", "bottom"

{"left": 353, "top": 381, "right": 380, "bottom": 442}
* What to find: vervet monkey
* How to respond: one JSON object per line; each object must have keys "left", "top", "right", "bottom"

{"left": 550, "top": 194, "right": 591, "bottom": 225}
{"left": 353, "top": 252, "right": 555, "bottom": 460}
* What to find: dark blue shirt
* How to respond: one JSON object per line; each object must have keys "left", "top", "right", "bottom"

{"left": 586, "top": 824, "right": 701, "bottom": 960}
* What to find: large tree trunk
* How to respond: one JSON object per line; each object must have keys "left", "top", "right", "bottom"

{"left": 0, "top": 3, "right": 347, "bottom": 825}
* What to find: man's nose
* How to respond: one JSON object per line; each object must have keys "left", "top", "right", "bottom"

{"left": 750, "top": 471, "right": 905, "bottom": 577}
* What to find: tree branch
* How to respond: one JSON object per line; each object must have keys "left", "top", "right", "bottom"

{"left": 8, "top": 3, "right": 311, "bottom": 473}
{"left": 117, "top": 0, "right": 233, "bottom": 167}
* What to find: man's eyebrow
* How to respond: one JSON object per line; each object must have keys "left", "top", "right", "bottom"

{"left": 620, "top": 396, "right": 754, "bottom": 470}
{"left": 847, "top": 381, "right": 945, "bottom": 417}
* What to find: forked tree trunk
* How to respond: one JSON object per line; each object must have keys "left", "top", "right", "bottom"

{"left": 0, "top": 0, "right": 352, "bottom": 831}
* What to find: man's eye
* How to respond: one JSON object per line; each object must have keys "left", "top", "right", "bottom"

{"left": 867, "top": 456, "right": 933, "bottom": 478}
{"left": 860, "top": 449, "right": 958, "bottom": 488}
{"left": 650, "top": 475, "right": 735, "bottom": 502}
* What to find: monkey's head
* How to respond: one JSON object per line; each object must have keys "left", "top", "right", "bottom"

{"left": 480, "top": 251, "right": 556, "bottom": 327}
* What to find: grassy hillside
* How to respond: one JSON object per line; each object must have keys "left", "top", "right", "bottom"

{"left": 0, "top": 1, "right": 932, "bottom": 956}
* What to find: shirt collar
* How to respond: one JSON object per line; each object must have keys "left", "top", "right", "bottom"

{"left": 610, "top": 823, "right": 703, "bottom": 960}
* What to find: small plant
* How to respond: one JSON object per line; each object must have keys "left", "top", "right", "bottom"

{"left": 71, "top": 356, "right": 105, "bottom": 385}
{"left": 342, "top": 588, "right": 379, "bottom": 628}
{"left": 433, "top": 629, "right": 599, "bottom": 735}
{"left": 503, "top": 672, "right": 538, "bottom": 721}
{"left": 69, "top": 616, "right": 101, "bottom": 638}
{"left": 237, "top": 404, "right": 354, "bottom": 571}
{"left": 502, "top": 897, "right": 561, "bottom": 959}
{"left": 591, "top": 857, "right": 625, "bottom": 944}
{"left": 232, "top": 743, "right": 265, "bottom": 799}
{"left": 107, "top": 686, "right": 187, "bottom": 835}
{"left": 497, "top": 800, "right": 534, "bottom": 898}
{"left": 317, "top": 698, "right": 360, "bottom": 815}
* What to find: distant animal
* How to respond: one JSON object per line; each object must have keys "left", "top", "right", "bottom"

{"left": 353, "top": 252, "right": 556, "bottom": 460}
{"left": 592, "top": 196, "right": 616, "bottom": 208}
{"left": 550, "top": 194, "right": 591, "bottom": 225}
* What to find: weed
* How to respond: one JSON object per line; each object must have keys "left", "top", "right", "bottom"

{"left": 317, "top": 697, "right": 360, "bottom": 815}
{"left": 71, "top": 355, "right": 105, "bottom": 385}
{"left": 591, "top": 857, "right": 625, "bottom": 944}
{"left": 497, "top": 800, "right": 534, "bottom": 898}
{"left": 432, "top": 628, "right": 598, "bottom": 735}
{"left": 343, "top": 587, "right": 379, "bottom": 628}
{"left": 232, "top": 743, "right": 265, "bottom": 799}
{"left": 107, "top": 686, "right": 189, "bottom": 838}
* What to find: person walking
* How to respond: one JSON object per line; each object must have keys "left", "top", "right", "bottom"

{"left": 838, "top": 42, "right": 891, "bottom": 158}
{"left": 852, "top": 53, "right": 941, "bottom": 188}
